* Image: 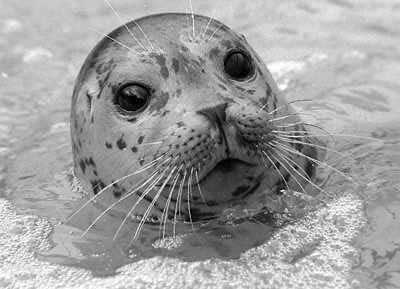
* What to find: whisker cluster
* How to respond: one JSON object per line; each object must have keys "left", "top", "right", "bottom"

{"left": 67, "top": 94, "right": 380, "bottom": 242}
{"left": 68, "top": 142, "right": 209, "bottom": 243}
{"left": 71, "top": 2, "right": 382, "bottom": 245}
{"left": 258, "top": 100, "right": 381, "bottom": 203}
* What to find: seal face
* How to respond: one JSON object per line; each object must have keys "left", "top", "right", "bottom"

{"left": 70, "top": 13, "right": 318, "bottom": 237}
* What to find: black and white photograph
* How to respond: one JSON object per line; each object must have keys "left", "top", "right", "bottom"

{"left": 0, "top": 0, "right": 399, "bottom": 288}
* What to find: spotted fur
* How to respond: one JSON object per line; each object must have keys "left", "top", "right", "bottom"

{"left": 70, "top": 13, "right": 320, "bottom": 228}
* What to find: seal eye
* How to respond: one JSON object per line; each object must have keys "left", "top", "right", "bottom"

{"left": 224, "top": 50, "right": 254, "bottom": 80}
{"left": 115, "top": 84, "right": 150, "bottom": 113}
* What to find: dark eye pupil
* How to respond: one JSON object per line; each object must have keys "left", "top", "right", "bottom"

{"left": 117, "top": 85, "right": 149, "bottom": 112}
{"left": 224, "top": 51, "right": 253, "bottom": 79}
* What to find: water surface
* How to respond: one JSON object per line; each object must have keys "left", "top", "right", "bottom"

{"left": 0, "top": 0, "right": 399, "bottom": 288}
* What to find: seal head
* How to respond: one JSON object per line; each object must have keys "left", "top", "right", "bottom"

{"left": 71, "top": 13, "right": 318, "bottom": 232}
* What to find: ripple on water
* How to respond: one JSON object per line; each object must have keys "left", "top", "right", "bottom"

{"left": 0, "top": 0, "right": 399, "bottom": 287}
{"left": 0, "top": 194, "right": 365, "bottom": 289}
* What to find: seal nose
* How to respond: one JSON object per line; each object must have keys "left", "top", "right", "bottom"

{"left": 197, "top": 103, "right": 228, "bottom": 127}
{"left": 197, "top": 103, "right": 230, "bottom": 155}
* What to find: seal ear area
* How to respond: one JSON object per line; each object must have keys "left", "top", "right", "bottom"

{"left": 72, "top": 76, "right": 101, "bottom": 122}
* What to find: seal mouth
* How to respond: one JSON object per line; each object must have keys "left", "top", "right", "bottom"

{"left": 197, "top": 158, "right": 256, "bottom": 185}
{"left": 161, "top": 158, "right": 257, "bottom": 190}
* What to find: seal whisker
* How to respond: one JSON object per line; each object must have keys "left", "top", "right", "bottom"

{"left": 89, "top": 27, "right": 139, "bottom": 55}
{"left": 178, "top": 169, "right": 187, "bottom": 218}
{"left": 268, "top": 112, "right": 317, "bottom": 123}
{"left": 81, "top": 167, "right": 164, "bottom": 238}
{"left": 298, "top": 124, "right": 335, "bottom": 143}
{"left": 134, "top": 18, "right": 159, "bottom": 51}
{"left": 132, "top": 22, "right": 157, "bottom": 53}
{"left": 270, "top": 141, "right": 358, "bottom": 185}
{"left": 265, "top": 143, "right": 330, "bottom": 203}
{"left": 259, "top": 99, "right": 313, "bottom": 114}
{"left": 269, "top": 144, "right": 333, "bottom": 200}
{"left": 112, "top": 177, "right": 160, "bottom": 240}
{"left": 188, "top": 0, "right": 196, "bottom": 39}
{"left": 111, "top": 162, "right": 175, "bottom": 241}
{"left": 112, "top": 155, "right": 181, "bottom": 240}
{"left": 200, "top": 14, "right": 214, "bottom": 40}
{"left": 260, "top": 149, "right": 290, "bottom": 192}
{"left": 139, "top": 141, "right": 164, "bottom": 146}
{"left": 273, "top": 131, "right": 380, "bottom": 142}
{"left": 273, "top": 130, "right": 312, "bottom": 135}
{"left": 66, "top": 154, "right": 167, "bottom": 223}
{"left": 132, "top": 165, "right": 178, "bottom": 242}
{"left": 268, "top": 148, "right": 309, "bottom": 196}
{"left": 273, "top": 137, "right": 367, "bottom": 196}
{"left": 103, "top": 0, "right": 150, "bottom": 52}
{"left": 207, "top": 22, "right": 224, "bottom": 42}
{"left": 275, "top": 123, "right": 335, "bottom": 142}
{"left": 161, "top": 164, "right": 183, "bottom": 240}
{"left": 274, "top": 121, "right": 305, "bottom": 129}
{"left": 187, "top": 167, "right": 195, "bottom": 231}
{"left": 195, "top": 164, "right": 208, "bottom": 205}
{"left": 269, "top": 146, "right": 330, "bottom": 201}
{"left": 173, "top": 168, "right": 187, "bottom": 237}
{"left": 275, "top": 135, "right": 354, "bottom": 161}
{"left": 127, "top": 172, "right": 168, "bottom": 241}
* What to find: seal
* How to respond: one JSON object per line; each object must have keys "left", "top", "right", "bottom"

{"left": 70, "top": 13, "right": 319, "bottom": 240}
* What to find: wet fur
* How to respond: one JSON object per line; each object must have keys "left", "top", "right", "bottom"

{"left": 70, "top": 13, "right": 320, "bottom": 239}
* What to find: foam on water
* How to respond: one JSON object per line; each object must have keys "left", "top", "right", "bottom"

{"left": 1, "top": 0, "right": 399, "bottom": 287}
{"left": 0, "top": 193, "right": 365, "bottom": 289}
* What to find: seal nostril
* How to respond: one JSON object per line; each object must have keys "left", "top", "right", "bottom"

{"left": 197, "top": 103, "right": 230, "bottom": 155}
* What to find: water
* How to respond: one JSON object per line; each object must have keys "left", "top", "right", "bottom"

{"left": 0, "top": 0, "right": 399, "bottom": 288}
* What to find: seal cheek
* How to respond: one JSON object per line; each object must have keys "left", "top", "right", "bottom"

{"left": 148, "top": 91, "right": 169, "bottom": 114}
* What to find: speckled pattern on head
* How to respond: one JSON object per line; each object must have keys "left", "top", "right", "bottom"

{"left": 70, "top": 13, "right": 319, "bottom": 232}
